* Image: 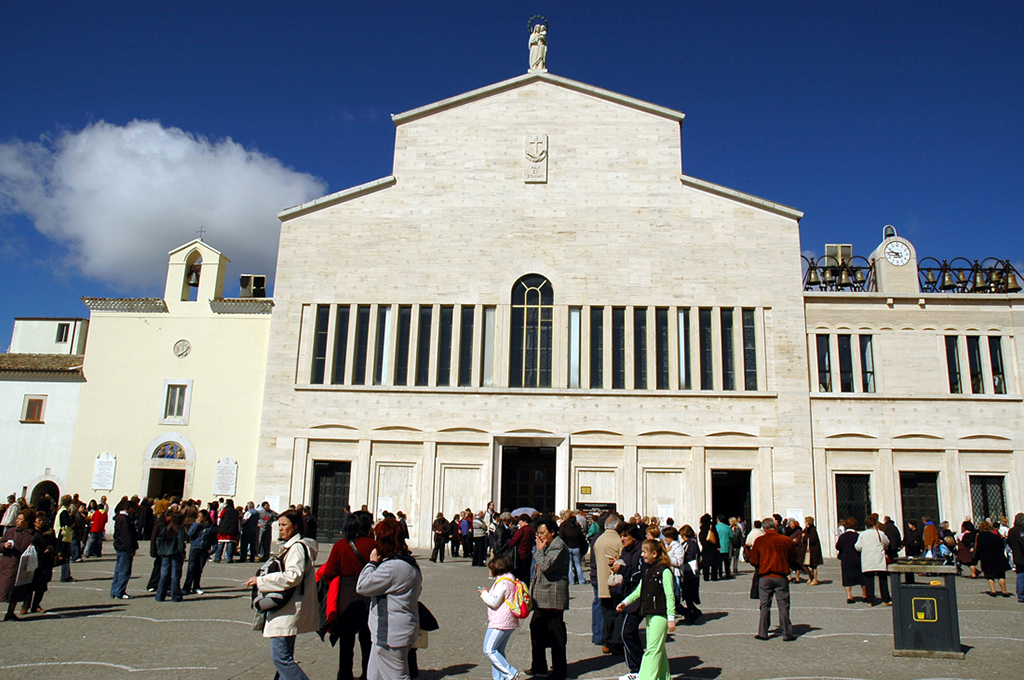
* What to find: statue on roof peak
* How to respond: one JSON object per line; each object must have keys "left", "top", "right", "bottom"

{"left": 529, "top": 17, "right": 547, "bottom": 72}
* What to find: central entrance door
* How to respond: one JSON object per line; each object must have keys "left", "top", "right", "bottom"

{"left": 312, "top": 461, "right": 351, "bottom": 543}
{"left": 147, "top": 469, "right": 185, "bottom": 499}
{"left": 900, "top": 471, "right": 940, "bottom": 529}
{"left": 501, "top": 447, "right": 556, "bottom": 514}
{"left": 710, "top": 469, "right": 751, "bottom": 522}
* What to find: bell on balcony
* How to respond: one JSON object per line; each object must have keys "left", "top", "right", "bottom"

{"left": 822, "top": 267, "right": 834, "bottom": 283}
{"left": 853, "top": 268, "right": 866, "bottom": 285}
{"left": 838, "top": 268, "right": 852, "bottom": 288}
{"left": 924, "top": 270, "right": 937, "bottom": 286}
{"left": 187, "top": 265, "right": 201, "bottom": 287}
{"left": 806, "top": 267, "right": 821, "bottom": 287}
{"left": 973, "top": 268, "right": 987, "bottom": 291}
{"left": 956, "top": 270, "right": 968, "bottom": 285}
{"left": 1006, "top": 270, "right": 1022, "bottom": 293}
{"left": 940, "top": 270, "right": 957, "bottom": 291}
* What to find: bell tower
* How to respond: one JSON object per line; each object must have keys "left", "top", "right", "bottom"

{"left": 164, "top": 239, "right": 230, "bottom": 306}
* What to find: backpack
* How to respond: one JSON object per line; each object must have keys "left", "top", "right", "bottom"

{"left": 252, "top": 542, "right": 310, "bottom": 613}
{"left": 496, "top": 576, "right": 532, "bottom": 619}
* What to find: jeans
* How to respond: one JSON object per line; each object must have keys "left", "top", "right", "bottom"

{"left": 110, "top": 550, "right": 134, "bottom": 597}
{"left": 183, "top": 548, "right": 208, "bottom": 592}
{"left": 270, "top": 635, "right": 309, "bottom": 680}
{"left": 239, "top": 531, "right": 259, "bottom": 562}
{"left": 567, "top": 547, "right": 586, "bottom": 584}
{"left": 482, "top": 627, "right": 517, "bottom": 680}
{"left": 85, "top": 531, "right": 104, "bottom": 557}
{"left": 214, "top": 540, "right": 236, "bottom": 563}
{"left": 70, "top": 539, "right": 82, "bottom": 562}
{"left": 156, "top": 554, "right": 183, "bottom": 602}
{"left": 590, "top": 579, "right": 603, "bottom": 644}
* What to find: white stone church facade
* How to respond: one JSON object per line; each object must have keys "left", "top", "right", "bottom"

{"left": 253, "top": 69, "right": 1023, "bottom": 549}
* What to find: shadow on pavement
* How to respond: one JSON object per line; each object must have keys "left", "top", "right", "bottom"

{"left": 788, "top": 623, "right": 822, "bottom": 637}
{"left": 670, "top": 654, "right": 721, "bottom": 679}
{"left": 418, "top": 663, "right": 476, "bottom": 679}
{"left": 26, "top": 604, "right": 127, "bottom": 620}
{"left": 685, "top": 611, "right": 728, "bottom": 626}
{"left": 566, "top": 652, "right": 621, "bottom": 677}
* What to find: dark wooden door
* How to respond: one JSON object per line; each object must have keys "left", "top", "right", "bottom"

{"left": 501, "top": 447, "right": 556, "bottom": 513}
{"left": 900, "top": 471, "right": 940, "bottom": 529}
{"left": 312, "top": 461, "right": 351, "bottom": 543}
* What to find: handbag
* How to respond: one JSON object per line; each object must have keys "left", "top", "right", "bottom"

{"left": 749, "top": 571, "right": 761, "bottom": 600}
{"left": 252, "top": 542, "right": 309, "bottom": 613}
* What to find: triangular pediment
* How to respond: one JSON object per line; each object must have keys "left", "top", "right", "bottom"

{"left": 392, "top": 72, "right": 685, "bottom": 126}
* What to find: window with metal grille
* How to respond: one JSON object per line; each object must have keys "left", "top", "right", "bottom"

{"left": 835, "top": 474, "right": 871, "bottom": 530}
{"left": 969, "top": 475, "right": 1006, "bottom": 521}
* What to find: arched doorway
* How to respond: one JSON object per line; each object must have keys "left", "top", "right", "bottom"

{"left": 142, "top": 433, "right": 195, "bottom": 500}
{"left": 30, "top": 480, "right": 60, "bottom": 510}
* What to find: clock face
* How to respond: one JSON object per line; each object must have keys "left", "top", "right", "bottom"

{"left": 173, "top": 339, "right": 192, "bottom": 358}
{"left": 884, "top": 241, "right": 911, "bottom": 266}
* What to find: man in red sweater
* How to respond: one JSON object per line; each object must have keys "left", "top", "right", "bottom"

{"left": 749, "top": 517, "right": 798, "bottom": 641}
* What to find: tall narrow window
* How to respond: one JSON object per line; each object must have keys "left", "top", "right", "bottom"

{"left": 458, "top": 306, "right": 474, "bottom": 387}
{"left": 590, "top": 307, "right": 604, "bottom": 389}
{"left": 612, "top": 307, "right": 626, "bottom": 389}
{"left": 164, "top": 385, "right": 187, "bottom": 418}
{"left": 634, "top": 307, "right": 648, "bottom": 389}
{"left": 837, "top": 334, "right": 854, "bottom": 393}
{"left": 655, "top": 308, "right": 669, "bottom": 390}
{"left": 859, "top": 335, "right": 875, "bottom": 393}
{"left": 678, "top": 308, "right": 691, "bottom": 390}
{"left": 568, "top": 308, "right": 581, "bottom": 389}
{"left": 966, "top": 336, "right": 984, "bottom": 393}
{"left": 481, "top": 307, "right": 495, "bottom": 387}
{"left": 394, "top": 306, "right": 412, "bottom": 386}
{"left": 352, "top": 305, "right": 371, "bottom": 385}
{"left": 721, "top": 308, "right": 735, "bottom": 391}
{"left": 311, "top": 305, "right": 330, "bottom": 384}
{"left": 742, "top": 308, "right": 757, "bottom": 390}
{"left": 56, "top": 323, "right": 70, "bottom": 343}
{"left": 437, "top": 305, "right": 454, "bottom": 387}
{"left": 373, "top": 306, "right": 392, "bottom": 386}
{"left": 944, "top": 335, "right": 961, "bottom": 394}
{"left": 415, "top": 306, "right": 432, "bottom": 387}
{"left": 816, "top": 334, "right": 832, "bottom": 392}
{"left": 509, "top": 276, "right": 553, "bottom": 388}
{"left": 332, "top": 305, "right": 350, "bottom": 384}
{"left": 699, "top": 308, "right": 713, "bottom": 390}
{"left": 989, "top": 336, "right": 1006, "bottom": 394}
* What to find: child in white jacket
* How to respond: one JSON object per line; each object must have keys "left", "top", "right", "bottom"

{"left": 478, "top": 553, "right": 521, "bottom": 680}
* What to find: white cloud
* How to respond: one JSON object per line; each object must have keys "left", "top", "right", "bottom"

{"left": 0, "top": 120, "right": 326, "bottom": 289}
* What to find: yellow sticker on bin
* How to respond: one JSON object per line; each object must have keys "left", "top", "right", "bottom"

{"left": 912, "top": 597, "right": 938, "bottom": 622}
{"left": 929, "top": 580, "right": 942, "bottom": 586}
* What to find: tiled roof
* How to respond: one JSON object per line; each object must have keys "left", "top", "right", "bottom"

{"left": 210, "top": 298, "right": 274, "bottom": 314}
{"left": 81, "top": 298, "right": 168, "bottom": 312}
{"left": 0, "top": 353, "right": 85, "bottom": 375}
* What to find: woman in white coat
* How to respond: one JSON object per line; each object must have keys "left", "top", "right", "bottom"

{"left": 854, "top": 516, "right": 891, "bottom": 606}
{"left": 246, "top": 508, "right": 319, "bottom": 680}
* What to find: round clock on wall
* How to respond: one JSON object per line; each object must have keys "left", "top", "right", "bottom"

{"left": 883, "top": 241, "right": 911, "bottom": 266}
{"left": 173, "top": 339, "right": 192, "bottom": 358}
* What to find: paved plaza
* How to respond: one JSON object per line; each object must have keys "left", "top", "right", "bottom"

{"left": 0, "top": 546, "right": 1019, "bottom": 680}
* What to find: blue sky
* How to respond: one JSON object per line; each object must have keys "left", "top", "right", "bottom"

{"left": 2, "top": 2, "right": 1022, "bottom": 349}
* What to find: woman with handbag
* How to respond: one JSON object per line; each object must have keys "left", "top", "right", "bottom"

{"left": 854, "top": 516, "right": 891, "bottom": 606}
{"left": 21, "top": 512, "right": 58, "bottom": 614}
{"left": 320, "top": 510, "right": 377, "bottom": 680}
{"left": 246, "top": 508, "right": 320, "bottom": 680}
{"left": 1, "top": 509, "right": 36, "bottom": 621}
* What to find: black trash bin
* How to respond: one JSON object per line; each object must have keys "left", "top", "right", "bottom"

{"left": 888, "top": 561, "right": 964, "bottom": 659}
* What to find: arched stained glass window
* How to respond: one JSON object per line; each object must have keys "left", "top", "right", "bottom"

{"left": 153, "top": 442, "right": 186, "bottom": 460}
{"left": 510, "top": 275, "right": 553, "bottom": 387}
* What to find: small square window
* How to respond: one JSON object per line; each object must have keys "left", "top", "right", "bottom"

{"left": 21, "top": 395, "right": 46, "bottom": 423}
{"left": 159, "top": 380, "right": 193, "bottom": 425}
{"left": 55, "top": 323, "right": 70, "bottom": 343}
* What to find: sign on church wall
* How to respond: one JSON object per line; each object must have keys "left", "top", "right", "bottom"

{"left": 213, "top": 457, "right": 238, "bottom": 497}
{"left": 92, "top": 452, "right": 116, "bottom": 491}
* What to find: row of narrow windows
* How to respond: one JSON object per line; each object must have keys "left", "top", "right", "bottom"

{"left": 308, "top": 279, "right": 763, "bottom": 391}
{"left": 814, "top": 333, "right": 1009, "bottom": 395}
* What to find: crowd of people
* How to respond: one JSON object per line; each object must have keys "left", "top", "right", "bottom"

{"left": 5, "top": 490, "right": 1024, "bottom": 680}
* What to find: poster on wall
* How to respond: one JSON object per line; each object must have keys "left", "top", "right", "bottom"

{"left": 657, "top": 504, "right": 675, "bottom": 526}
{"left": 213, "top": 457, "right": 238, "bottom": 496}
{"left": 92, "top": 452, "right": 116, "bottom": 491}
{"left": 264, "top": 495, "right": 280, "bottom": 513}
{"left": 377, "top": 496, "right": 393, "bottom": 518}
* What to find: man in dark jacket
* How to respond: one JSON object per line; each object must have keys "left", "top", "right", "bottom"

{"left": 110, "top": 501, "right": 138, "bottom": 599}
{"left": 1007, "top": 513, "right": 1024, "bottom": 603}
{"left": 882, "top": 516, "right": 902, "bottom": 562}
{"left": 530, "top": 516, "right": 570, "bottom": 680}
{"left": 749, "top": 517, "right": 798, "bottom": 641}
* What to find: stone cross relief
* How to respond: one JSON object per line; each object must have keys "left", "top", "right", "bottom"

{"left": 525, "top": 134, "right": 548, "bottom": 183}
